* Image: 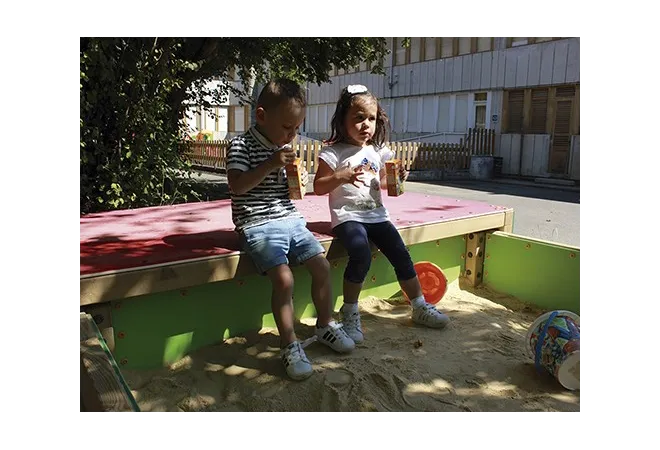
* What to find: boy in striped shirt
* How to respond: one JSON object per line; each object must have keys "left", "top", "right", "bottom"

{"left": 227, "top": 79, "right": 355, "bottom": 380}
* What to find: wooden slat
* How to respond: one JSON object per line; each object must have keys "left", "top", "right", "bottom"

{"left": 546, "top": 87, "right": 557, "bottom": 134}
{"left": 80, "top": 313, "right": 138, "bottom": 412}
{"left": 523, "top": 89, "right": 532, "bottom": 133}
{"left": 464, "top": 140, "right": 470, "bottom": 168}
{"left": 305, "top": 141, "right": 312, "bottom": 173}
{"left": 572, "top": 85, "right": 580, "bottom": 136}
{"left": 228, "top": 105, "right": 235, "bottom": 132}
{"left": 428, "top": 145, "right": 434, "bottom": 170}
{"left": 438, "top": 144, "right": 444, "bottom": 169}
{"left": 465, "top": 231, "right": 486, "bottom": 287}
{"left": 466, "top": 128, "right": 472, "bottom": 156}
{"left": 433, "top": 144, "right": 447, "bottom": 168}
{"left": 449, "top": 144, "right": 455, "bottom": 170}
{"left": 405, "top": 142, "right": 412, "bottom": 170}
{"left": 490, "top": 129, "right": 496, "bottom": 156}
{"left": 313, "top": 142, "right": 320, "bottom": 174}
{"left": 411, "top": 142, "right": 419, "bottom": 171}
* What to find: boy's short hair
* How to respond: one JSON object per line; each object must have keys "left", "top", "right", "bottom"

{"left": 257, "top": 78, "right": 307, "bottom": 110}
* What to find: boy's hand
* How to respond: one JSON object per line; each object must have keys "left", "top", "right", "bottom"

{"left": 269, "top": 147, "right": 296, "bottom": 169}
{"left": 399, "top": 169, "right": 409, "bottom": 182}
{"left": 336, "top": 163, "right": 366, "bottom": 188}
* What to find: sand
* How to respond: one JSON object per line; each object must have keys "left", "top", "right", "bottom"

{"left": 122, "top": 280, "right": 580, "bottom": 412}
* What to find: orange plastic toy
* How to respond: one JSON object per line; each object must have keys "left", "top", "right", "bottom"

{"left": 404, "top": 261, "right": 448, "bottom": 304}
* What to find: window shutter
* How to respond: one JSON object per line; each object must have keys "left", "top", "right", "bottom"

{"left": 507, "top": 90, "right": 525, "bottom": 133}
{"left": 530, "top": 88, "right": 549, "bottom": 133}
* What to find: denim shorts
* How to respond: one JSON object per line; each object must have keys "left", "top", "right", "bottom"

{"left": 239, "top": 217, "right": 325, "bottom": 274}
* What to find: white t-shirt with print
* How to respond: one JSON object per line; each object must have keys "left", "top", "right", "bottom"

{"left": 318, "top": 142, "right": 394, "bottom": 228}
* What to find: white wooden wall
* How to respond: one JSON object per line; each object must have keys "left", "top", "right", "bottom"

{"left": 497, "top": 134, "right": 551, "bottom": 177}
{"left": 305, "top": 38, "right": 579, "bottom": 136}
{"left": 497, "top": 133, "right": 579, "bottom": 181}
{"left": 569, "top": 136, "right": 580, "bottom": 181}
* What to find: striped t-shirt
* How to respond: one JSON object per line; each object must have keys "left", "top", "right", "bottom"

{"left": 227, "top": 126, "right": 302, "bottom": 231}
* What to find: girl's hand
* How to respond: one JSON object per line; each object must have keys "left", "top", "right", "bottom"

{"left": 336, "top": 163, "right": 366, "bottom": 187}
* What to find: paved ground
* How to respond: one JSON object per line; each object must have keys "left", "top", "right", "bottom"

{"left": 404, "top": 180, "right": 580, "bottom": 247}
{"left": 187, "top": 171, "right": 580, "bottom": 247}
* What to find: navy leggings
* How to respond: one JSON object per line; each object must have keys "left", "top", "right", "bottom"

{"left": 332, "top": 220, "right": 417, "bottom": 284}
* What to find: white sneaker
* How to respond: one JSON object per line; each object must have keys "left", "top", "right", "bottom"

{"left": 340, "top": 306, "right": 364, "bottom": 344}
{"left": 281, "top": 341, "right": 313, "bottom": 380}
{"left": 315, "top": 322, "right": 355, "bottom": 353}
{"left": 412, "top": 303, "right": 450, "bottom": 329}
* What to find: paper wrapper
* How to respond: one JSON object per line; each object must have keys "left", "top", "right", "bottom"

{"left": 385, "top": 160, "right": 404, "bottom": 197}
{"left": 285, "top": 158, "right": 306, "bottom": 200}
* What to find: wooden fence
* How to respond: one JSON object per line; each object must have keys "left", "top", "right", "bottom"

{"left": 181, "top": 128, "right": 495, "bottom": 174}
{"left": 465, "top": 127, "right": 496, "bottom": 156}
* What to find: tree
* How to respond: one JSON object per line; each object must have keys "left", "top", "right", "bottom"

{"left": 80, "top": 37, "right": 389, "bottom": 214}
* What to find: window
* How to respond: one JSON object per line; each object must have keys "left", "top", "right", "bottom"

{"left": 410, "top": 37, "right": 421, "bottom": 63}
{"left": 504, "top": 85, "right": 578, "bottom": 134}
{"left": 510, "top": 37, "right": 529, "bottom": 47}
{"left": 477, "top": 37, "right": 492, "bottom": 52}
{"left": 474, "top": 92, "right": 487, "bottom": 129}
{"left": 394, "top": 37, "right": 407, "bottom": 66}
{"left": 424, "top": 37, "right": 436, "bottom": 61}
{"left": 536, "top": 37, "right": 554, "bottom": 43}
{"left": 441, "top": 38, "right": 454, "bottom": 58}
{"left": 458, "top": 37, "right": 471, "bottom": 55}
{"left": 195, "top": 106, "right": 202, "bottom": 132}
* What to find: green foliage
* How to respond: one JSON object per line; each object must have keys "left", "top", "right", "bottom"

{"left": 80, "top": 38, "right": 389, "bottom": 214}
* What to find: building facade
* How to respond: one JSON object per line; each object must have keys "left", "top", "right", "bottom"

{"left": 303, "top": 37, "right": 580, "bottom": 181}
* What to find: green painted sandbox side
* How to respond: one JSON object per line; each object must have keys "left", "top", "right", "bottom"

{"left": 111, "top": 236, "right": 465, "bottom": 369}
{"left": 483, "top": 232, "right": 579, "bottom": 315}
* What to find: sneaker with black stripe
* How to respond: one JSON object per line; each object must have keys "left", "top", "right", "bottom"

{"left": 315, "top": 321, "right": 355, "bottom": 353}
{"left": 280, "top": 341, "right": 313, "bottom": 380}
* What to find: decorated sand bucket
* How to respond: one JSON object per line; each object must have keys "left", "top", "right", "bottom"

{"left": 526, "top": 310, "right": 580, "bottom": 390}
{"left": 403, "top": 261, "right": 448, "bottom": 305}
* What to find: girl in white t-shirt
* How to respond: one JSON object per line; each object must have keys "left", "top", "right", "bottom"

{"left": 313, "top": 85, "right": 450, "bottom": 344}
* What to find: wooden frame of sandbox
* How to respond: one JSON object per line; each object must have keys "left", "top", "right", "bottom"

{"left": 79, "top": 192, "right": 579, "bottom": 411}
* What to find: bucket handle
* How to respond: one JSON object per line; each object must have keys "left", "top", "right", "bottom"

{"left": 534, "top": 311, "right": 580, "bottom": 373}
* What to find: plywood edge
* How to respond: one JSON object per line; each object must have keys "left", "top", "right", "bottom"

{"left": 488, "top": 230, "right": 579, "bottom": 251}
